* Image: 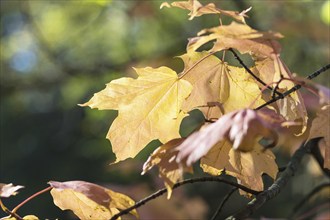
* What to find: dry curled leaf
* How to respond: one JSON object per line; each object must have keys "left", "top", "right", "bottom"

{"left": 161, "top": 0, "right": 250, "bottom": 23}
{"left": 142, "top": 138, "right": 193, "bottom": 198}
{"left": 49, "top": 180, "right": 137, "bottom": 220}
{"left": 308, "top": 105, "right": 330, "bottom": 168}
{"left": 0, "top": 183, "right": 24, "bottom": 198}
{"left": 81, "top": 66, "right": 192, "bottom": 163}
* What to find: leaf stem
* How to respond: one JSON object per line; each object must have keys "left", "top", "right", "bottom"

{"left": 255, "top": 64, "right": 330, "bottom": 110}
{"left": 110, "top": 177, "right": 260, "bottom": 220}
{"left": 11, "top": 186, "right": 52, "bottom": 214}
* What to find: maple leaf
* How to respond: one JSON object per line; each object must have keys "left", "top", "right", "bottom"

{"left": 187, "top": 21, "right": 283, "bottom": 58}
{"left": 308, "top": 105, "right": 330, "bottom": 169}
{"left": 142, "top": 138, "right": 193, "bottom": 199}
{"left": 81, "top": 66, "right": 192, "bottom": 162}
{"left": 179, "top": 51, "right": 230, "bottom": 119}
{"left": 49, "top": 180, "right": 138, "bottom": 220}
{"left": 0, "top": 183, "right": 24, "bottom": 198}
{"left": 160, "top": 0, "right": 250, "bottom": 23}
{"left": 179, "top": 51, "right": 264, "bottom": 119}
{"left": 253, "top": 58, "right": 308, "bottom": 134}
{"left": 201, "top": 141, "right": 277, "bottom": 196}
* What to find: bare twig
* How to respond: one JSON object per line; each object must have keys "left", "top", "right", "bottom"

{"left": 225, "top": 138, "right": 320, "bottom": 220}
{"left": 0, "top": 199, "right": 23, "bottom": 220}
{"left": 110, "top": 177, "right": 260, "bottom": 220}
{"left": 228, "top": 48, "right": 283, "bottom": 97}
{"left": 211, "top": 187, "right": 237, "bottom": 220}
{"left": 255, "top": 64, "right": 330, "bottom": 110}
{"left": 289, "top": 182, "right": 330, "bottom": 219}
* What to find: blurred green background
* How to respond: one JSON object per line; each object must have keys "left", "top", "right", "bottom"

{"left": 1, "top": 0, "right": 329, "bottom": 219}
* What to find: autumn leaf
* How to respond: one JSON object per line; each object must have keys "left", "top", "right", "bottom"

{"left": 223, "top": 65, "right": 265, "bottom": 113}
{"left": 179, "top": 51, "right": 264, "bottom": 119}
{"left": 201, "top": 141, "right": 278, "bottom": 196}
{"left": 179, "top": 51, "right": 229, "bottom": 119}
{"left": 187, "top": 21, "right": 283, "bottom": 58}
{"left": 160, "top": 0, "right": 250, "bottom": 23}
{"left": 0, "top": 183, "right": 24, "bottom": 198}
{"left": 142, "top": 138, "right": 193, "bottom": 199}
{"left": 308, "top": 105, "right": 330, "bottom": 168}
{"left": 81, "top": 66, "right": 192, "bottom": 162}
{"left": 49, "top": 180, "right": 137, "bottom": 220}
{"left": 253, "top": 58, "right": 308, "bottom": 134}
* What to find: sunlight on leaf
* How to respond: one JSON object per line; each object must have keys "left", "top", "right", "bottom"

{"left": 81, "top": 67, "right": 192, "bottom": 162}
{"left": 49, "top": 180, "right": 137, "bottom": 220}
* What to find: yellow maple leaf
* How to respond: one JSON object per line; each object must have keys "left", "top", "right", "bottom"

{"left": 308, "top": 105, "right": 330, "bottom": 169}
{"left": 201, "top": 141, "right": 277, "bottom": 196}
{"left": 223, "top": 66, "right": 265, "bottom": 113}
{"left": 179, "top": 51, "right": 230, "bottom": 119}
{"left": 82, "top": 66, "right": 192, "bottom": 162}
{"left": 49, "top": 180, "right": 137, "bottom": 220}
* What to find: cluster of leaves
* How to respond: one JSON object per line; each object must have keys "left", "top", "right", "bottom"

{"left": 1, "top": 0, "right": 329, "bottom": 219}
{"left": 82, "top": 0, "right": 326, "bottom": 199}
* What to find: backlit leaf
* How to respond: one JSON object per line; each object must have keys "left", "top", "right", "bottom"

{"left": 82, "top": 67, "right": 192, "bottom": 162}
{"left": 49, "top": 180, "right": 137, "bottom": 220}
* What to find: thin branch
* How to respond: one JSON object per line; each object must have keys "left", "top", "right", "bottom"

{"left": 255, "top": 64, "right": 330, "bottom": 110}
{"left": 11, "top": 186, "right": 52, "bottom": 214}
{"left": 289, "top": 182, "right": 330, "bottom": 219}
{"left": 110, "top": 177, "right": 260, "bottom": 220}
{"left": 310, "top": 139, "right": 330, "bottom": 178}
{"left": 228, "top": 48, "right": 283, "bottom": 97}
{"left": 0, "top": 199, "right": 23, "bottom": 220}
{"left": 225, "top": 138, "right": 320, "bottom": 220}
{"left": 211, "top": 187, "right": 237, "bottom": 220}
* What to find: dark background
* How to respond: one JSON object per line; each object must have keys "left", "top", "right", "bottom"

{"left": 1, "top": 0, "right": 329, "bottom": 219}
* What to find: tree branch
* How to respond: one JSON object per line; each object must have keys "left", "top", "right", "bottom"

{"left": 255, "top": 64, "right": 330, "bottom": 110}
{"left": 110, "top": 177, "right": 260, "bottom": 220}
{"left": 225, "top": 138, "right": 320, "bottom": 220}
{"left": 211, "top": 187, "right": 237, "bottom": 220}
